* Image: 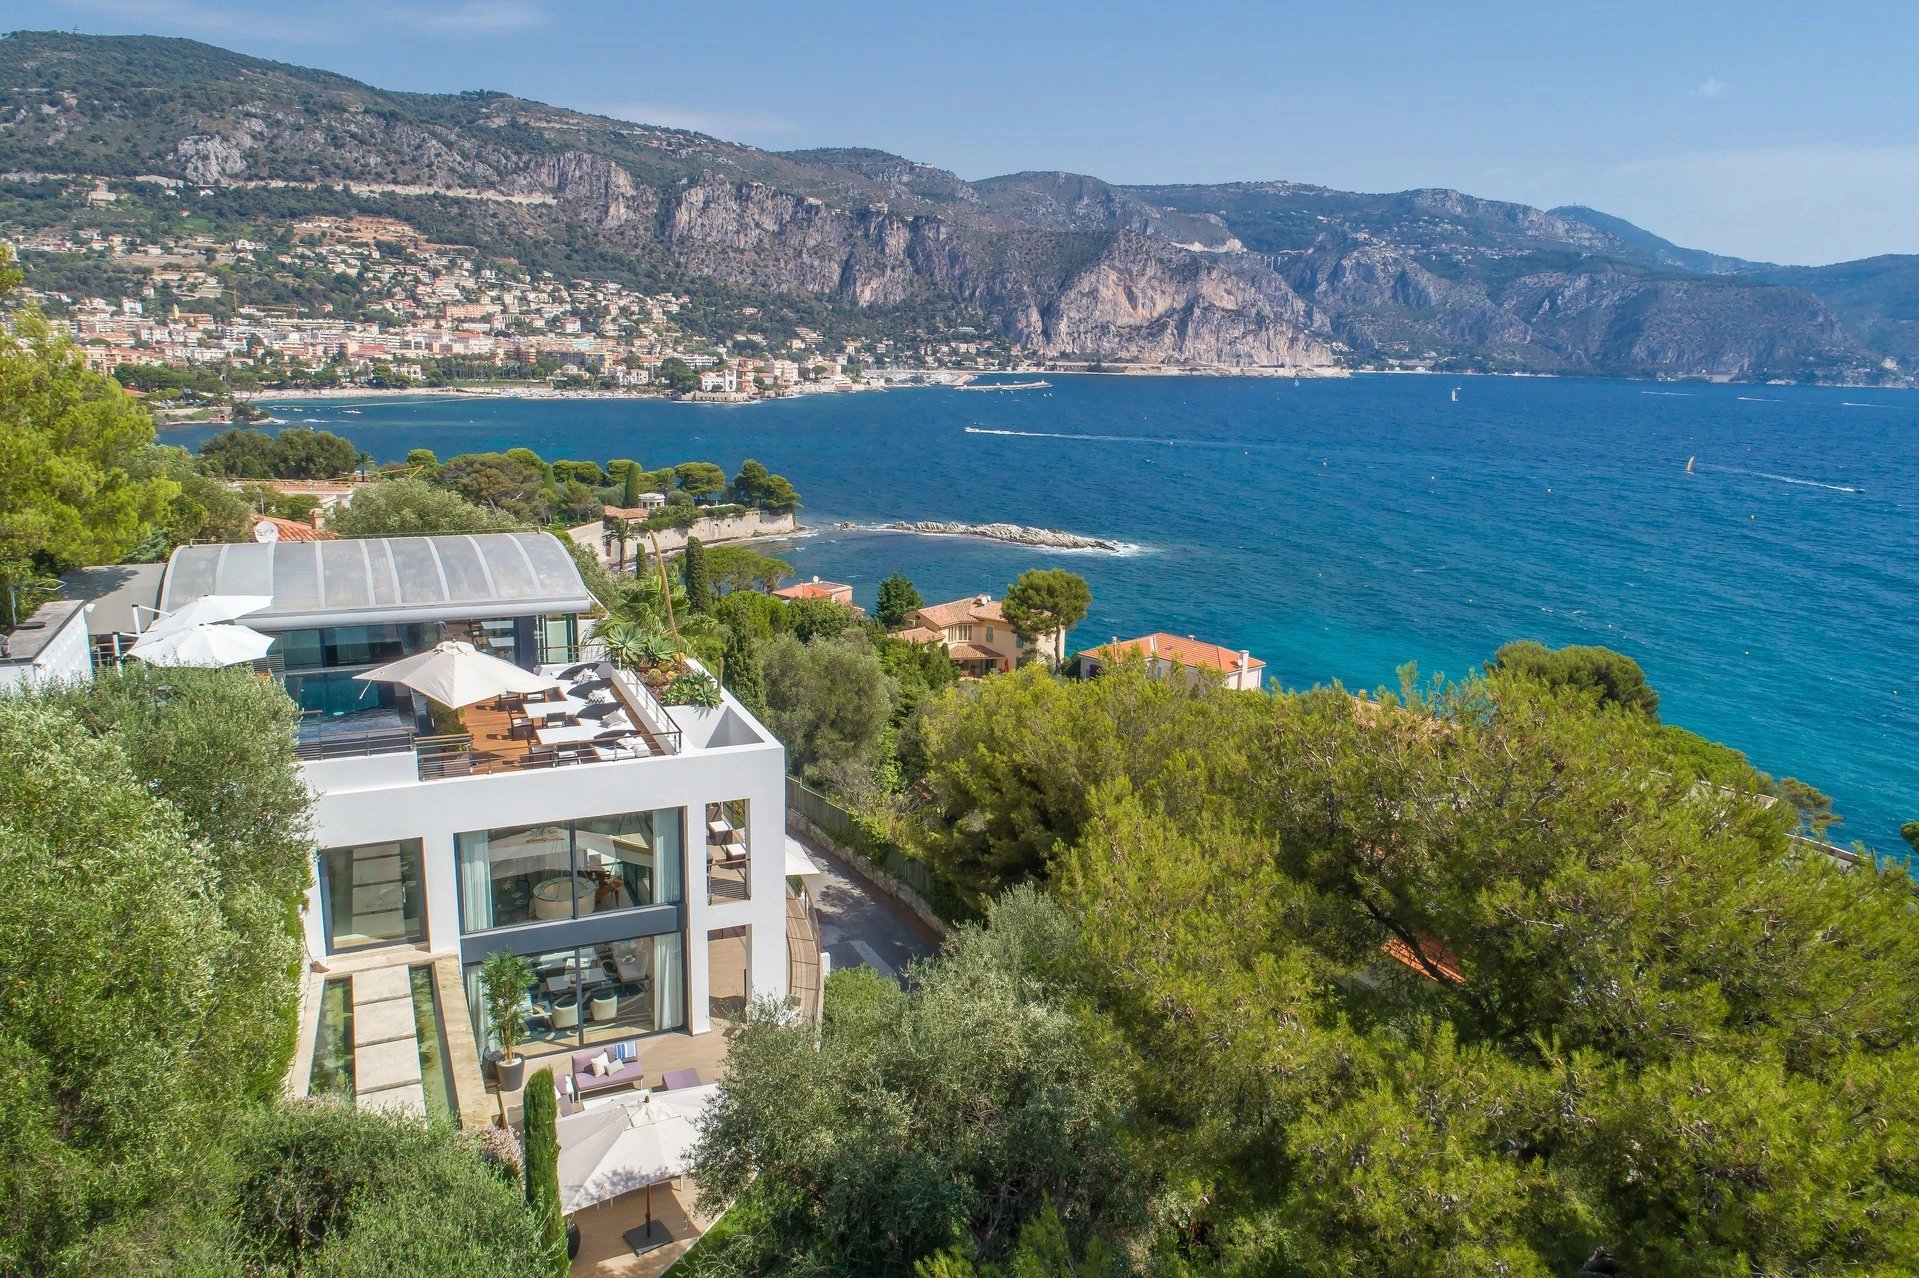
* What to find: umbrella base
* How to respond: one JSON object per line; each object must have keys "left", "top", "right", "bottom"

{"left": 623, "top": 1221, "right": 673, "bottom": 1256}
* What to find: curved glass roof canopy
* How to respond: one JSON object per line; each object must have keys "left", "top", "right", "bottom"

{"left": 159, "top": 533, "right": 594, "bottom": 631}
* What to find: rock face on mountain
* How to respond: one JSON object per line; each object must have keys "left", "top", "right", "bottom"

{"left": 0, "top": 31, "right": 1910, "bottom": 383}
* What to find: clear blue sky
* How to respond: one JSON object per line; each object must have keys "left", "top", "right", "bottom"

{"left": 15, "top": 0, "right": 1919, "bottom": 264}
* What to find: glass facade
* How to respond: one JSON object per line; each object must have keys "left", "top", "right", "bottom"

{"left": 455, "top": 807, "right": 684, "bottom": 933}
{"left": 464, "top": 931, "right": 686, "bottom": 1056}
{"left": 279, "top": 620, "right": 521, "bottom": 719}
{"left": 319, "top": 839, "right": 425, "bottom": 951}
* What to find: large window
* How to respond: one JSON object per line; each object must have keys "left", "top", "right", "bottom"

{"left": 318, "top": 839, "right": 424, "bottom": 952}
{"left": 464, "top": 932, "right": 686, "bottom": 1057}
{"left": 456, "top": 807, "right": 684, "bottom": 933}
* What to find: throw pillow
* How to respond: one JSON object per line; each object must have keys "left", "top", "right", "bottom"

{"left": 590, "top": 1052, "right": 612, "bottom": 1077}
{"left": 604, "top": 711, "right": 630, "bottom": 730}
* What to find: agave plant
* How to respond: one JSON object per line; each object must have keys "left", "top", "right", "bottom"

{"left": 601, "top": 618, "right": 679, "bottom": 671}
{"left": 662, "top": 670, "right": 722, "bottom": 709}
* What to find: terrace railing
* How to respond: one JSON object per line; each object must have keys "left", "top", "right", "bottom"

{"left": 295, "top": 712, "right": 416, "bottom": 762}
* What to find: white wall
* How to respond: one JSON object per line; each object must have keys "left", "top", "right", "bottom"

{"left": 301, "top": 720, "right": 790, "bottom": 1034}
{"left": 0, "top": 603, "right": 94, "bottom": 693}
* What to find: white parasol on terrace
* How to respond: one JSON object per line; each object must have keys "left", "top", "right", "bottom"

{"left": 352, "top": 640, "right": 562, "bottom": 709}
{"left": 127, "top": 622, "right": 276, "bottom": 667}
{"left": 142, "top": 594, "right": 274, "bottom": 637}
{"left": 556, "top": 1083, "right": 716, "bottom": 1219}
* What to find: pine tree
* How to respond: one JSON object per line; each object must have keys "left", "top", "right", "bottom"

{"left": 876, "top": 571, "right": 923, "bottom": 629}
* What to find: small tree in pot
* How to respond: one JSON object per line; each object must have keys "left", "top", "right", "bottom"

{"left": 481, "top": 950, "right": 535, "bottom": 1094}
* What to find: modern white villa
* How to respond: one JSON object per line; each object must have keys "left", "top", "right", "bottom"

{"left": 57, "top": 531, "right": 810, "bottom": 1125}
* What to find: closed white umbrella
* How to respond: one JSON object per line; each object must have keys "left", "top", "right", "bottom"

{"left": 557, "top": 1084, "right": 716, "bottom": 1216}
{"left": 352, "top": 640, "right": 561, "bottom": 708}
{"left": 143, "top": 594, "right": 274, "bottom": 637}
{"left": 128, "top": 622, "right": 276, "bottom": 667}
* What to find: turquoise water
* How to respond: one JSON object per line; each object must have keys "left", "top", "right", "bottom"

{"left": 186, "top": 375, "right": 1919, "bottom": 848}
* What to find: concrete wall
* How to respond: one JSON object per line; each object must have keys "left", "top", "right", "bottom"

{"left": 0, "top": 602, "right": 95, "bottom": 693}
{"left": 568, "top": 509, "right": 798, "bottom": 565}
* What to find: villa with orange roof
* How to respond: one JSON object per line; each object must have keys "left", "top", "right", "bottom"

{"left": 893, "top": 593, "right": 1064, "bottom": 676}
{"left": 772, "top": 577, "right": 862, "bottom": 616}
{"left": 1074, "top": 632, "right": 1266, "bottom": 691}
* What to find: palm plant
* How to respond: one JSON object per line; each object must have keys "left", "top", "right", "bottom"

{"left": 479, "top": 950, "right": 534, "bottom": 1092}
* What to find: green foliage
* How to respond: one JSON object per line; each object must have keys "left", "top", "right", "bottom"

{"left": 948, "top": 667, "right": 1919, "bottom": 1276}
{"left": 1491, "top": 639, "right": 1660, "bottom": 718}
{"left": 664, "top": 669, "right": 724, "bottom": 709}
{"left": 785, "top": 594, "right": 855, "bottom": 643}
{"left": 0, "top": 263, "right": 174, "bottom": 585}
{"left": 681, "top": 536, "right": 712, "bottom": 613}
{"left": 0, "top": 667, "right": 310, "bottom": 1273}
{"left": 674, "top": 460, "right": 728, "bottom": 499}
{"left": 1905, "top": 821, "right": 1919, "bottom": 855}
{"left": 729, "top": 458, "right": 800, "bottom": 512}
{"left": 1000, "top": 568, "right": 1091, "bottom": 660}
{"left": 876, "top": 570, "right": 924, "bottom": 629}
{"left": 479, "top": 951, "right": 534, "bottom": 1063}
{"left": 689, "top": 889, "right": 1142, "bottom": 1274}
{"left": 655, "top": 356, "right": 700, "bottom": 394}
{"left": 328, "top": 478, "right": 526, "bottom": 538}
{"left": 762, "top": 631, "right": 896, "bottom": 792}
{"left": 706, "top": 544, "right": 793, "bottom": 595}
{"left": 198, "top": 426, "right": 361, "bottom": 479}
{"left": 551, "top": 458, "right": 606, "bottom": 486}
{"left": 521, "top": 1069, "right": 568, "bottom": 1278}
{"left": 225, "top": 1103, "right": 550, "bottom": 1277}
{"left": 143, "top": 443, "right": 253, "bottom": 550}
{"left": 722, "top": 624, "right": 767, "bottom": 718}
{"left": 622, "top": 458, "right": 647, "bottom": 506}
{"left": 713, "top": 588, "right": 790, "bottom": 643}
{"left": 403, "top": 447, "right": 440, "bottom": 473}
{"left": 438, "top": 451, "right": 551, "bottom": 520}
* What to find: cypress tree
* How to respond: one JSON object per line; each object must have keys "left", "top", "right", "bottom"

{"left": 682, "top": 536, "right": 712, "bottom": 613}
{"left": 622, "top": 460, "right": 645, "bottom": 508}
{"left": 521, "top": 1067, "right": 567, "bottom": 1276}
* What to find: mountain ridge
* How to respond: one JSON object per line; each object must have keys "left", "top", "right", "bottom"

{"left": 0, "top": 31, "right": 1910, "bottom": 383}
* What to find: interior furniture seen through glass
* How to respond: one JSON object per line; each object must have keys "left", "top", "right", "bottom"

{"left": 320, "top": 838, "right": 425, "bottom": 951}
{"left": 464, "top": 931, "right": 686, "bottom": 1058}
{"left": 455, "top": 807, "right": 684, "bottom": 933}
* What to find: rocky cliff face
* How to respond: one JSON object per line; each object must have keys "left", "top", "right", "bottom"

{"left": 1, "top": 31, "right": 1909, "bottom": 382}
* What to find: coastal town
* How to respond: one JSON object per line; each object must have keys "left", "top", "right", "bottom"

{"left": 11, "top": 209, "right": 1019, "bottom": 404}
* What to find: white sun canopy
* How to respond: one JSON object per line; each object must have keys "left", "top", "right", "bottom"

{"left": 556, "top": 1084, "right": 717, "bottom": 1214}
{"left": 353, "top": 640, "right": 561, "bottom": 709}
{"left": 127, "top": 622, "right": 276, "bottom": 667}
{"left": 143, "top": 594, "right": 273, "bottom": 637}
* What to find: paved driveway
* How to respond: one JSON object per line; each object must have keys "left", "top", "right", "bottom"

{"left": 790, "top": 828, "right": 940, "bottom": 983}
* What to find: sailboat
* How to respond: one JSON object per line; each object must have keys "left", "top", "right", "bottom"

{"left": 1450, "top": 386, "right": 1460, "bottom": 403}
{"left": 1686, "top": 456, "right": 1695, "bottom": 475}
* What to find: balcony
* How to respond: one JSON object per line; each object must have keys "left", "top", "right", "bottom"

{"left": 294, "top": 658, "right": 683, "bottom": 781}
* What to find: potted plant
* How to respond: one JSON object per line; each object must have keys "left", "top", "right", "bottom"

{"left": 480, "top": 950, "right": 535, "bottom": 1093}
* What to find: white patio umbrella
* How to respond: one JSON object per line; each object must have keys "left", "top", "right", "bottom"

{"left": 557, "top": 1084, "right": 716, "bottom": 1222}
{"left": 127, "top": 621, "right": 276, "bottom": 667}
{"left": 142, "top": 594, "right": 274, "bottom": 637}
{"left": 352, "top": 640, "right": 561, "bottom": 708}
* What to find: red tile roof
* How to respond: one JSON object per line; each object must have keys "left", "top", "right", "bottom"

{"left": 1380, "top": 934, "right": 1466, "bottom": 985}
{"left": 1091, "top": 633, "right": 1264, "bottom": 673}
{"left": 891, "top": 626, "right": 943, "bottom": 644}
{"left": 773, "top": 580, "right": 853, "bottom": 602}
{"left": 914, "top": 595, "right": 1004, "bottom": 628}
{"left": 250, "top": 514, "right": 333, "bottom": 543}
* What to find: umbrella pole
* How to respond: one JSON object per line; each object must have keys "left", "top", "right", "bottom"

{"left": 645, "top": 1181, "right": 654, "bottom": 1237}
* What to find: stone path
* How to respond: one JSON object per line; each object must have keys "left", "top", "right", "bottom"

{"left": 351, "top": 964, "right": 426, "bottom": 1117}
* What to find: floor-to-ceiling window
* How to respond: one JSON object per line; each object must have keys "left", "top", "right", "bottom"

{"left": 455, "top": 808, "right": 684, "bottom": 933}
{"left": 464, "top": 932, "right": 687, "bottom": 1058}
{"left": 318, "top": 839, "right": 425, "bottom": 952}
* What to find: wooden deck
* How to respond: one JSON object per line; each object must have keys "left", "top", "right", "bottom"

{"left": 571, "top": 1179, "right": 715, "bottom": 1278}
{"left": 443, "top": 692, "right": 674, "bottom": 777}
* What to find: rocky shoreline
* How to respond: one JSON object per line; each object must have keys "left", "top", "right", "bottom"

{"left": 840, "top": 520, "right": 1138, "bottom": 553}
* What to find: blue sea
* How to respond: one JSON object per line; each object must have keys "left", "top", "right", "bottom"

{"left": 179, "top": 375, "right": 1919, "bottom": 849}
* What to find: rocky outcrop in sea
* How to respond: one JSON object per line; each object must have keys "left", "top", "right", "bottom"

{"left": 838, "top": 520, "right": 1137, "bottom": 553}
